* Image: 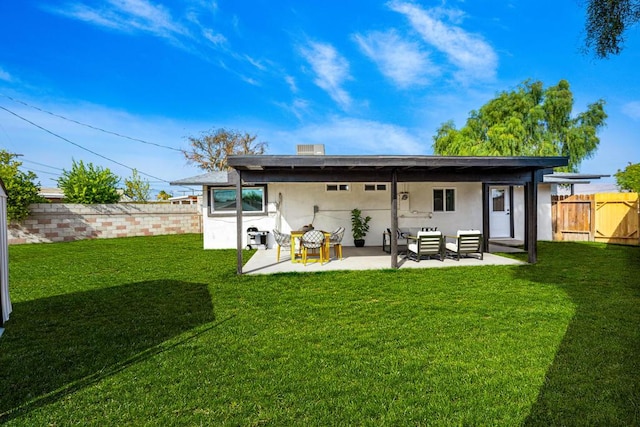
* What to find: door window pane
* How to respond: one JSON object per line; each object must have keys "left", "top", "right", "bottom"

{"left": 492, "top": 189, "right": 505, "bottom": 212}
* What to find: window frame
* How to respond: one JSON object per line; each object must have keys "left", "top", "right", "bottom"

{"left": 364, "top": 183, "right": 388, "bottom": 192}
{"left": 433, "top": 187, "right": 456, "bottom": 212}
{"left": 325, "top": 183, "right": 351, "bottom": 192}
{"left": 207, "top": 185, "right": 267, "bottom": 216}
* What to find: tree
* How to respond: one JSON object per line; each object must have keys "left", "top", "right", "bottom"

{"left": 584, "top": 0, "right": 640, "bottom": 58}
{"left": 182, "top": 128, "right": 267, "bottom": 172}
{"left": 57, "top": 160, "right": 120, "bottom": 204}
{"left": 432, "top": 79, "right": 607, "bottom": 172}
{"left": 0, "top": 150, "right": 45, "bottom": 221}
{"left": 123, "top": 169, "right": 151, "bottom": 202}
{"left": 614, "top": 162, "right": 640, "bottom": 192}
{"left": 156, "top": 190, "right": 172, "bottom": 201}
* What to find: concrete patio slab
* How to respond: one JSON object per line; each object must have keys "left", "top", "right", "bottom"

{"left": 243, "top": 245, "right": 525, "bottom": 275}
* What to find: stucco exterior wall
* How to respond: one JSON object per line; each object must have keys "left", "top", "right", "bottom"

{"left": 512, "top": 184, "right": 553, "bottom": 241}
{"left": 202, "top": 181, "right": 554, "bottom": 249}
{"left": 203, "top": 182, "right": 486, "bottom": 249}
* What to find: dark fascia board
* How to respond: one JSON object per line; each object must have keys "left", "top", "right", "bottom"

{"left": 227, "top": 155, "right": 568, "bottom": 170}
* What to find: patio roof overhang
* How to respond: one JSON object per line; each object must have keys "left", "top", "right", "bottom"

{"left": 226, "top": 155, "right": 569, "bottom": 274}
{"left": 227, "top": 155, "right": 567, "bottom": 184}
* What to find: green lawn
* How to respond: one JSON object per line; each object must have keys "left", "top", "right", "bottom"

{"left": 1, "top": 234, "right": 639, "bottom": 426}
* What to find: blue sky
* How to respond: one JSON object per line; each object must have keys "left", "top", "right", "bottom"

{"left": 1, "top": 0, "right": 638, "bottom": 197}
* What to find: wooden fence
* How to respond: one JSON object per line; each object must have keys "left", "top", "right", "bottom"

{"left": 552, "top": 193, "right": 639, "bottom": 245}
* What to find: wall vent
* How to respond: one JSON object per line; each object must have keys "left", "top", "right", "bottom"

{"left": 296, "top": 144, "right": 325, "bottom": 155}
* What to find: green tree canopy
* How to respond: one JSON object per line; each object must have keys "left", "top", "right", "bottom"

{"left": 156, "top": 190, "right": 172, "bottom": 201}
{"left": 182, "top": 128, "right": 267, "bottom": 172}
{"left": 0, "top": 150, "right": 45, "bottom": 221}
{"left": 614, "top": 162, "right": 640, "bottom": 193}
{"left": 432, "top": 79, "right": 607, "bottom": 172}
{"left": 123, "top": 169, "right": 151, "bottom": 202}
{"left": 57, "top": 160, "right": 121, "bottom": 204}
{"left": 584, "top": 0, "right": 640, "bottom": 58}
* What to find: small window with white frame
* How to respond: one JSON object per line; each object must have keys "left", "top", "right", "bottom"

{"left": 326, "top": 183, "right": 350, "bottom": 192}
{"left": 433, "top": 188, "right": 455, "bottom": 212}
{"left": 364, "top": 183, "right": 388, "bottom": 192}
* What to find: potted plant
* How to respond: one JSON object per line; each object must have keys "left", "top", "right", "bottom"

{"left": 351, "top": 208, "right": 371, "bottom": 247}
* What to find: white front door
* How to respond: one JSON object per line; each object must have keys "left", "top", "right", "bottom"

{"left": 489, "top": 186, "right": 511, "bottom": 238}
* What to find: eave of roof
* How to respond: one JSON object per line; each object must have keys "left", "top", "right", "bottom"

{"left": 170, "top": 171, "right": 238, "bottom": 186}
{"left": 227, "top": 155, "right": 568, "bottom": 171}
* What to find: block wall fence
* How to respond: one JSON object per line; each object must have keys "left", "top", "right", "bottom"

{"left": 9, "top": 203, "right": 202, "bottom": 245}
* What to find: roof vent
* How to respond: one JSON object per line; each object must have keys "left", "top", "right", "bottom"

{"left": 297, "top": 144, "right": 325, "bottom": 155}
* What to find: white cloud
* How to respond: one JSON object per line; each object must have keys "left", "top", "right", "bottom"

{"left": 299, "top": 41, "right": 352, "bottom": 110}
{"left": 0, "top": 67, "right": 12, "bottom": 82}
{"left": 53, "top": 0, "right": 189, "bottom": 40}
{"left": 272, "top": 117, "right": 425, "bottom": 155}
{"left": 388, "top": 0, "right": 498, "bottom": 83}
{"left": 353, "top": 30, "right": 438, "bottom": 88}
{"left": 274, "top": 98, "right": 310, "bottom": 121}
{"left": 622, "top": 101, "right": 640, "bottom": 120}
{"left": 202, "top": 28, "right": 227, "bottom": 47}
{"left": 285, "top": 75, "right": 298, "bottom": 93}
{"left": 244, "top": 55, "right": 267, "bottom": 71}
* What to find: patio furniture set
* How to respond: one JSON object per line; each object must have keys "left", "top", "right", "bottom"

{"left": 273, "top": 227, "right": 345, "bottom": 265}
{"left": 406, "top": 229, "right": 484, "bottom": 262}
{"left": 273, "top": 227, "right": 483, "bottom": 265}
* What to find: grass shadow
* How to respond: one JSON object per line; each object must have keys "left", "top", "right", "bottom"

{"left": 511, "top": 242, "right": 640, "bottom": 426}
{"left": 0, "top": 280, "right": 215, "bottom": 421}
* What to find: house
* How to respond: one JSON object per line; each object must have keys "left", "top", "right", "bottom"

{"left": 543, "top": 172, "right": 613, "bottom": 195}
{"left": 169, "top": 195, "right": 200, "bottom": 205}
{"left": 171, "top": 149, "right": 569, "bottom": 271}
{"left": 38, "top": 187, "right": 65, "bottom": 203}
{"left": 0, "top": 178, "right": 11, "bottom": 331}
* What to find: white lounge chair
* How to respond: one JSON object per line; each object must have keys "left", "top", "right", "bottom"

{"left": 445, "top": 230, "right": 483, "bottom": 260}
{"left": 406, "top": 230, "right": 445, "bottom": 262}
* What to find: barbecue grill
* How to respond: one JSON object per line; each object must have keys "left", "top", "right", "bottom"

{"left": 246, "top": 227, "right": 269, "bottom": 250}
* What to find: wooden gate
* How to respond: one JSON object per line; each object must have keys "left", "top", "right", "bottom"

{"left": 552, "top": 193, "right": 640, "bottom": 245}
{"left": 594, "top": 193, "right": 639, "bottom": 245}
{"left": 552, "top": 195, "right": 594, "bottom": 242}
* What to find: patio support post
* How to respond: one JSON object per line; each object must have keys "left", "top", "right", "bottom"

{"left": 509, "top": 186, "right": 515, "bottom": 238}
{"left": 391, "top": 169, "right": 399, "bottom": 269}
{"left": 525, "top": 170, "right": 538, "bottom": 264}
{"left": 236, "top": 170, "right": 244, "bottom": 275}
{"left": 482, "top": 183, "right": 490, "bottom": 253}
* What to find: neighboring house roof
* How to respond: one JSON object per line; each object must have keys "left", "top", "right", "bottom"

{"left": 170, "top": 171, "right": 238, "bottom": 186}
{"left": 543, "top": 173, "right": 615, "bottom": 196}
{"left": 38, "top": 187, "right": 64, "bottom": 200}
{"left": 543, "top": 172, "right": 610, "bottom": 183}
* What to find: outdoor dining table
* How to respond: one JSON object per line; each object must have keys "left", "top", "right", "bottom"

{"left": 290, "top": 230, "right": 332, "bottom": 263}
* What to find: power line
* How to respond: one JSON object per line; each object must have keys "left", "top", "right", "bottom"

{"left": 0, "top": 105, "right": 174, "bottom": 185}
{"left": 21, "top": 159, "right": 64, "bottom": 171}
{"left": 22, "top": 167, "right": 60, "bottom": 177}
{"left": 0, "top": 94, "right": 183, "bottom": 152}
